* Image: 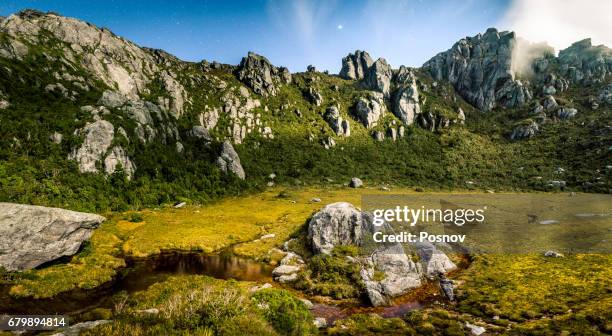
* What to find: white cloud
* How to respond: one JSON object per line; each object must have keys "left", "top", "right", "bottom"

{"left": 501, "top": 0, "right": 612, "bottom": 52}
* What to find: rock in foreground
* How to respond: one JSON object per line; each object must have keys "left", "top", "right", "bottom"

{"left": 307, "top": 202, "right": 456, "bottom": 306}
{"left": 0, "top": 203, "right": 105, "bottom": 271}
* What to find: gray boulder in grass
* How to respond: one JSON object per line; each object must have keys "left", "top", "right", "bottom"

{"left": 0, "top": 203, "right": 105, "bottom": 271}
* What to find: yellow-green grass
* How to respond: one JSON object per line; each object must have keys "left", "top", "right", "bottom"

{"left": 6, "top": 187, "right": 611, "bottom": 301}
{"left": 457, "top": 254, "right": 612, "bottom": 333}
{"left": 6, "top": 186, "right": 399, "bottom": 298}
{"left": 81, "top": 274, "right": 314, "bottom": 336}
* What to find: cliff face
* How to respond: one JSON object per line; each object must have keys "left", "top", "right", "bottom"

{"left": 423, "top": 28, "right": 612, "bottom": 112}
{"left": 423, "top": 28, "right": 531, "bottom": 111}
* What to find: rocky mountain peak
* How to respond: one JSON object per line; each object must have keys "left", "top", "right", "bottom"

{"left": 423, "top": 28, "right": 530, "bottom": 111}
{"left": 236, "top": 51, "right": 291, "bottom": 97}
{"left": 0, "top": 9, "right": 188, "bottom": 116}
{"left": 339, "top": 50, "right": 374, "bottom": 80}
{"left": 556, "top": 38, "right": 611, "bottom": 84}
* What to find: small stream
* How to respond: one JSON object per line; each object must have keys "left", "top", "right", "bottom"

{"left": 0, "top": 250, "right": 273, "bottom": 315}
{"left": 0, "top": 249, "right": 426, "bottom": 324}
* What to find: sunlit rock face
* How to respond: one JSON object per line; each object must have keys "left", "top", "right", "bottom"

{"left": 340, "top": 50, "right": 374, "bottom": 80}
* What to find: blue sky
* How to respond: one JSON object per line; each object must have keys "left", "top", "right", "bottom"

{"left": 1, "top": 0, "right": 606, "bottom": 73}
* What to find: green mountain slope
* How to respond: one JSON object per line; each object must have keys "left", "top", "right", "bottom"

{"left": 0, "top": 10, "right": 610, "bottom": 212}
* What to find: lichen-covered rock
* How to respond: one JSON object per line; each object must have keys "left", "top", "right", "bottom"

{"left": 511, "top": 120, "right": 539, "bottom": 140}
{"left": 0, "top": 202, "right": 104, "bottom": 271}
{"left": 392, "top": 68, "right": 421, "bottom": 125}
{"left": 598, "top": 83, "right": 612, "bottom": 104}
{"left": 216, "top": 141, "right": 245, "bottom": 179}
{"left": 305, "top": 87, "right": 323, "bottom": 106}
{"left": 324, "top": 106, "right": 350, "bottom": 137}
{"left": 424, "top": 28, "right": 525, "bottom": 111}
{"left": 557, "top": 107, "right": 577, "bottom": 119}
{"left": 364, "top": 58, "right": 392, "bottom": 97}
{"left": 354, "top": 92, "right": 385, "bottom": 128}
{"left": 557, "top": 38, "right": 611, "bottom": 84}
{"left": 235, "top": 52, "right": 290, "bottom": 97}
{"left": 349, "top": 177, "right": 363, "bottom": 188}
{"left": 543, "top": 95, "right": 558, "bottom": 110}
{"left": 104, "top": 146, "right": 136, "bottom": 179}
{"left": 339, "top": 50, "right": 374, "bottom": 80}
{"left": 69, "top": 120, "right": 114, "bottom": 174}
{"left": 307, "top": 202, "right": 366, "bottom": 255}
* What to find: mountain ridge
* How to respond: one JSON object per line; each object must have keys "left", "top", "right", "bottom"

{"left": 0, "top": 9, "right": 610, "bottom": 212}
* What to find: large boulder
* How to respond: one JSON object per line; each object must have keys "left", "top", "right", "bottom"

{"left": 306, "top": 202, "right": 456, "bottom": 306}
{"left": 216, "top": 141, "right": 246, "bottom": 179}
{"left": 0, "top": 203, "right": 104, "bottom": 271}
{"left": 511, "top": 119, "right": 539, "bottom": 140}
{"left": 360, "top": 243, "right": 422, "bottom": 306}
{"left": 307, "top": 202, "right": 366, "bottom": 255}
{"left": 423, "top": 28, "right": 527, "bottom": 111}
{"left": 235, "top": 52, "right": 291, "bottom": 97}
{"left": 324, "top": 106, "right": 350, "bottom": 137}
{"left": 354, "top": 92, "right": 385, "bottom": 128}
{"left": 339, "top": 50, "right": 374, "bottom": 80}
